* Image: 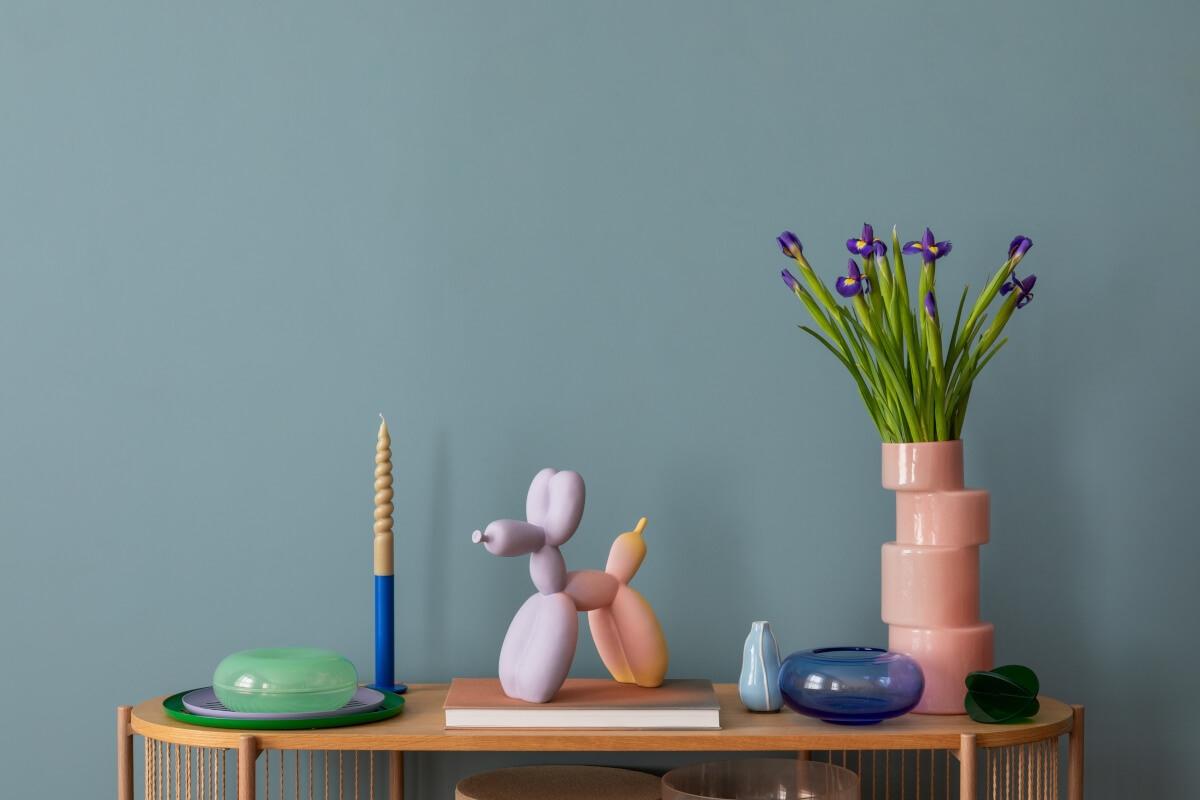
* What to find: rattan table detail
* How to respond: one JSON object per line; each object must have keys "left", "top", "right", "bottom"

{"left": 119, "top": 683, "right": 1084, "bottom": 800}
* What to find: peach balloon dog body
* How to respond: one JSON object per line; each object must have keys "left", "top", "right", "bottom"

{"left": 472, "top": 468, "right": 669, "bottom": 703}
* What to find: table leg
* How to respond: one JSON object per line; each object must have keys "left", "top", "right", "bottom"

{"left": 389, "top": 751, "right": 404, "bottom": 800}
{"left": 959, "top": 734, "right": 977, "bottom": 800}
{"left": 238, "top": 736, "right": 258, "bottom": 800}
{"left": 117, "top": 706, "right": 133, "bottom": 800}
{"left": 1069, "top": 705, "right": 1085, "bottom": 800}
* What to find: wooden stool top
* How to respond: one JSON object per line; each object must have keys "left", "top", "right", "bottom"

{"left": 455, "top": 765, "right": 660, "bottom": 800}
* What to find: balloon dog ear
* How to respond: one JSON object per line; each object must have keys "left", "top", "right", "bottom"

{"left": 540, "top": 470, "right": 585, "bottom": 546}
{"left": 525, "top": 468, "right": 557, "bottom": 527}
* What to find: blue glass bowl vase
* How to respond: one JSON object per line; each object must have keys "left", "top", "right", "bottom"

{"left": 779, "top": 647, "right": 924, "bottom": 725}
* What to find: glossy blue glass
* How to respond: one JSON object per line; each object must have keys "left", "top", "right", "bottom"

{"left": 778, "top": 647, "right": 924, "bottom": 725}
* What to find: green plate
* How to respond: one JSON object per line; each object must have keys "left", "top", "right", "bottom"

{"left": 163, "top": 689, "right": 404, "bottom": 730}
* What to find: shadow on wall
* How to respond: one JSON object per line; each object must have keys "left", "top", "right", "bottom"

{"left": 423, "top": 430, "right": 452, "bottom": 671}
{"left": 654, "top": 448, "right": 750, "bottom": 679}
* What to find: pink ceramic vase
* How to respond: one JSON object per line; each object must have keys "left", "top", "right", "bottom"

{"left": 881, "top": 441, "right": 993, "bottom": 714}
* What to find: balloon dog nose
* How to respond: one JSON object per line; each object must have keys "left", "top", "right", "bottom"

{"left": 471, "top": 529, "right": 487, "bottom": 544}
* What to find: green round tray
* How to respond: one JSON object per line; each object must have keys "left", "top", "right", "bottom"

{"left": 163, "top": 689, "right": 404, "bottom": 730}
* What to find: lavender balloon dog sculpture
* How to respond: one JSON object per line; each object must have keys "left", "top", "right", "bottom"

{"left": 472, "top": 468, "right": 669, "bottom": 703}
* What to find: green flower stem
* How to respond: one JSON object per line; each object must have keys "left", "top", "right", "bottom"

{"left": 795, "top": 253, "right": 841, "bottom": 313}
{"left": 925, "top": 313, "right": 947, "bottom": 439}
{"left": 944, "top": 286, "right": 970, "bottom": 376}
{"left": 843, "top": 301, "right": 923, "bottom": 440}
{"left": 791, "top": 284, "right": 845, "bottom": 350}
{"left": 953, "top": 257, "right": 1015, "bottom": 360}
{"left": 876, "top": 252, "right": 903, "bottom": 346}
{"left": 874, "top": 252, "right": 894, "bottom": 301}
{"left": 890, "top": 231, "right": 924, "bottom": 399}
{"left": 861, "top": 256, "right": 887, "bottom": 333}
{"left": 851, "top": 293, "right": 878, "bottom": 344}
{"left": 791, "top": 284, "right": 896, "bottom": 438}
{"left": 798, "top": 325, "right": 888, "bottom": 438}
{"left": 890, "top": 228, "right": 912, "bottom": 313}
{"left": 977, "top": 291, "right": 1019, "bottom": 355}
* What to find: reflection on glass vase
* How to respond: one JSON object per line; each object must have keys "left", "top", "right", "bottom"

{"left": 738, "top": 620, "right": 783, "bottom": 712}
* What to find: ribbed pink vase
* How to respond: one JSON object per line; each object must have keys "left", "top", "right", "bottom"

{"left": 881, "top": 440, "right": 993, "bottom": 714}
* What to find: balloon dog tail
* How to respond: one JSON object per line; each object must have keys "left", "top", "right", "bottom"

{"left": 604, "top": 516, "right": 649, "bottom": 584}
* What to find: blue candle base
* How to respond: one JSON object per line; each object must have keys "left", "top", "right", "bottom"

{"left": 373, "top": 575, "right": 405, "bottom": 694}
{"left": 368, "top": 683, "right": 408, "bottom": 694}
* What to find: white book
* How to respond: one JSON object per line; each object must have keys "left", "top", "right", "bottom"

{"left": 443, "top": 678, "right": 721, "bottom": 730}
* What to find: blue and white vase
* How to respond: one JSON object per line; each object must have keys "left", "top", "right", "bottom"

{"left": 738, "top": 620, "right": 783, "bottom": 712}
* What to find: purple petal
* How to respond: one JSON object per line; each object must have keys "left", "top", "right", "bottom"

{"left": 1000, "top": 280, "right": 1014, "bottom": 296}
{"left": 777, "top": 231, "right": 803, "bottom": 258}
{"left": 861, "top": 223, "right": 874, "bottom": 243}
{"left": 836, "top": 276, "right": 862, "bottom": 297}
{"left": 847, "top": 238, "right": 868, "bottom": 255}
{"left": 846, "top": 259, "right": 862, "bottom": 280}
{"left": 1008, "top": 235, "right": 1033, "bottom": 260}
{"left": 902, "top": 240, "right": 923, "bottom": 254}
{"left": 924, "top": 291, "right": 938, "bottom": 320}
{"left": 781, "top": 268, "right": 800, "bottom": 292}
{"left": 922, "top": 228, "right": 936, "bottom": 249}
{"left": 934, "top": 240, "right": 952, "bottom": 258}
{"left": 1015, "top": 274, "right": 1037, "bottom": 307}
{"left": 872, "top": 240, "right": 887, "bottom": 256}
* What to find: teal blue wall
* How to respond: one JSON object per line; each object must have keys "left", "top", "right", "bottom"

{"left": 2, "top": 2, "right": 1197, "bottom": 797}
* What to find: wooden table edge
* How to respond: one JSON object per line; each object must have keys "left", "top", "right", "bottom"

{"left": 129, "top": 684, "right": 1074, "bottom": 752}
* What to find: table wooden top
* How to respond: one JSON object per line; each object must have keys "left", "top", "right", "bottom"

{"left": 130, "top": 684, "right": 1074, "bottom": 752}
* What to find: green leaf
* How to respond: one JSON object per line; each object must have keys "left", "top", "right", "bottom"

{"left": 991, "top": 664, "right": 1039, "bottom": 697}
{"left": 945, "top": 284, "right": 970, "bottom": 373}
{"left": 799, "top": 326, "right": 886, "bottom": 437}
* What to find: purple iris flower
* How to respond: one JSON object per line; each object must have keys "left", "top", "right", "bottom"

{"left": 1000, "top": 272, "right": 1037, "bottom": 308}
{"left": 781, "top": 268, "right": 800, "bottom": 292}
{"left": 1008, "top": 235, "right": 1033, "bottom": 262}
{"left": 836, "top": 259, "right": 870, "bottom": 297}
{"left": 847, "top": 223, "right": 886, "bottom": 257}
{"left": 777, "top": 231, "right": 803, "bottom": 259}
{"left": 903, "top": 228, "right": 952, "bottom": 264}
{"left": 924, "top": 291, "right": 938, "bottom": 320}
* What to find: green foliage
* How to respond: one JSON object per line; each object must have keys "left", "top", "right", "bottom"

{"left": 781, "top": 227, "right": 1032, "bottom": 442}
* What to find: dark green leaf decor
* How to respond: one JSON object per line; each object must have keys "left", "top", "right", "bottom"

{"left": 964, "top": 664, "right": 1040, "bottom": 723}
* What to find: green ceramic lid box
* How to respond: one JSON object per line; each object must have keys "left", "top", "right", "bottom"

{"left": 213, "top": 648, "right": 358, "bottom": 713}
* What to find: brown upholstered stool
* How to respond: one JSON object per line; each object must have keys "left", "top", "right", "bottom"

{"left": 455, "top": 765, "right": 661, "bottom": 800}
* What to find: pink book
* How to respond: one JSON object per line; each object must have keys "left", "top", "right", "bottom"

{"left": 443, "top": 678, "right": 721, "bottom": 729}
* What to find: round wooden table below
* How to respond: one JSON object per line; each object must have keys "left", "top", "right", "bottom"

{"left": 455, "top": 765, "right": 661, "bottom": 800}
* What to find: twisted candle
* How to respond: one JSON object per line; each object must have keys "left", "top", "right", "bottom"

{"left": 374, "top": 415, "right": 394, "bottom": 577}
{"left": 371, "top": 414, "right": 403, "bottom": 692}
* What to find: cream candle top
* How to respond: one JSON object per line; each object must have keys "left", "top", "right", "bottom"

{"left": 374, "top": 415, "right": 394, "bottom": 576}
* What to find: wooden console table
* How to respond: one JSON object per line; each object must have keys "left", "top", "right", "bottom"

{"left": 119, "top": 684, "right": 1083, "bottom": 800}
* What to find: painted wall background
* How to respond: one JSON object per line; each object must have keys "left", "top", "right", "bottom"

{"left": 1, "top": 1, "right": 1197, "bottom": 797}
